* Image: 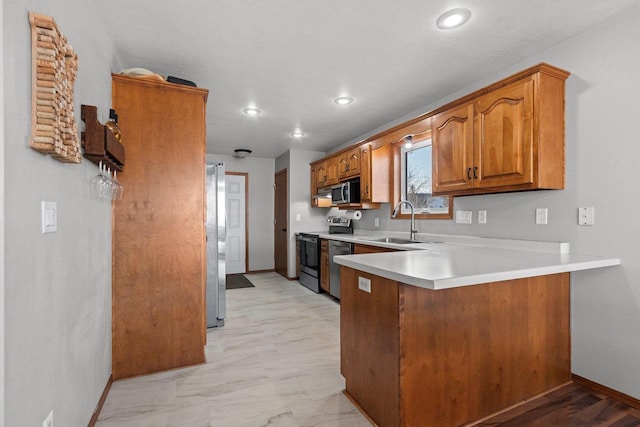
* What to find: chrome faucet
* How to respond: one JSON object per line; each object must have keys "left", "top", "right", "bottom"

{"left": 392, "top": 200, "right": 418, "bottom": 241}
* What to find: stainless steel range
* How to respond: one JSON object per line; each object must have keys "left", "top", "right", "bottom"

{"left": 296, "top": 232, "right": 322, "bottom": 292}
{"left": 296, "top": 216, "right": 353, "bottom": 293}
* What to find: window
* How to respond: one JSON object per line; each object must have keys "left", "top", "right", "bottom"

{"left": 400, "top": 139, "right": 450, "bottom": 215}
{"left": 391, "top": 130, "right": 453, "bottom": 220}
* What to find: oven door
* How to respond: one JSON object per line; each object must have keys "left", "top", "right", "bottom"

{"left": 298, "top": 235, "right": 319, "bottom": 278}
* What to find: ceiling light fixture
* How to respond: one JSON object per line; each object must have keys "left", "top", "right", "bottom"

{"left": 291, "top": 131, "right": 305, "bottom": 138}
{"left": 242, "top": 107, "right": 261, "bottom": 116}
{"left": 234, "top": 148, "right": 252, "bottom": 158}
{"left": 334, "top": 96, "right": 354, "bottom": 105}
{"left": 436, "top": 8, "right": 471, "bottom": 29}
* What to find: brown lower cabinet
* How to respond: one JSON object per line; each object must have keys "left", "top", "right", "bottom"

{"left": 340, "top": 266, "right": 570, "bottom": 427}
{"left": 320, "top": 240, "right": 330, "bottom": 293}
{"left": 353, "top": 243, "right": 398, "bottom": 254}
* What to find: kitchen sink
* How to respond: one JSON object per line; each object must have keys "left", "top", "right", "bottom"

{"left": 368, "top": 237, "right": 442, "bottom": 245}
{"left": 371, "top": 237, "right": 418, "bottom": 244}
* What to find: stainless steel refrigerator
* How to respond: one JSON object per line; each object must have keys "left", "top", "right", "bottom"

{"left": 206, "top": 163, "right": 226, "bottom": 328}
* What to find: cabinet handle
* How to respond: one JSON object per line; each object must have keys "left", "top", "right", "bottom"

{"left": 351, "top": 154, "right": 358, "bottom": 160}
{"left": 467, "top": 167, "right": 472, "bottom": 180}
{"left": 473, "top": 166, "right": 478, "bottom": 179}
{"left": 346, "top": 165, "right": 350, "bottom": 171}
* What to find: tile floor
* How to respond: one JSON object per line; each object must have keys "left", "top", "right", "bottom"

{"left": 96, "top": 272, "right": 371, "bottom": 426}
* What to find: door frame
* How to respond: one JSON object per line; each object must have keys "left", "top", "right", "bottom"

{"left": 226, "top": 172, "right": 249, "bottom": 273}
{"left": 274, "top": 168, "right": 288, "bottom": 278}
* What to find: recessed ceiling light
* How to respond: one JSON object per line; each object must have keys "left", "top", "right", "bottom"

{"left": 291, "top": 131, "right": 305, "bottom": 138}
{"left": 243, "top": 107, "right": 261, "bottom": 116}
{"left": 436, "top": 8, "right": 471, "bottom": 29}
{"left": 334, "top": 96, "right": 354, "bottom": 105}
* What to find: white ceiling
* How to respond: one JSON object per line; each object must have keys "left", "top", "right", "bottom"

{"left": 97, "top": 0, "right": 634, "bottom": 159}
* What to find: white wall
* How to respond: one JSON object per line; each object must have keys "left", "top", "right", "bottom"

{"left": 207, "top": 154, "right": 275, "bottom": 271}
{"left": 3, "top": 1, "right": 120, "bottom": 425}
{"left": 342, "top": 3, "right": 640, "bottom": 399}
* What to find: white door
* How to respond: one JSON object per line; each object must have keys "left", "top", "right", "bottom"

{"left": 226, "top": 173, "right": 247, "bottom": 274}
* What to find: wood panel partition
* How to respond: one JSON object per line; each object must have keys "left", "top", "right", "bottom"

{"left": 111, "top": 75, "right": 208, "bottom": 379}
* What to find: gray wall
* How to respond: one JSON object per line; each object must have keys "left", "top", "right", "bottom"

{"left": 0, "top": 1, "right": 5, "bottom": 424}
{"left": 207, "top": 154, "right": 275, "bottom": 271}
{"left": 341, "top": 3, "right": 640, "bottom": 399}
{"left": 286, "top": 149, "right": 327, "bottom": 277}
{"left": 3, "top": 1, "right": 120, "bottom": 425}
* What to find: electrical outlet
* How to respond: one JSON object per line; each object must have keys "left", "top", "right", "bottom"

{"left": 43, "top": 410, "right": 53, "bottom": 427}
{"left": 455, "top": 210, "right": 472, "bottom": 224}
{"left": 295, "top": 213, "right": 301, "bottom": 221}
{"left": 578, "top": 207, "right": 595, "bottom": 225}
{"left": 535, "top": 208, "right": 548, "bottom": 225}
{"left": 374, "top": 218, "right": 379, "bottom": 228}
{"left": 478, "top": 210, "right": 487, "bottom": 224}
{"left": 358, "top": 276, "right": 371, "bottom": 293}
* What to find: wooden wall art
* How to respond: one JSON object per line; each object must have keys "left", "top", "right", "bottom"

{"left": 29, "top": 12, "right": 81, "bottom": 163}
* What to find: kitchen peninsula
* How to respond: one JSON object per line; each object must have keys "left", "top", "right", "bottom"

{"left": 333, "top": 236, "right": 620, "bottom": 426}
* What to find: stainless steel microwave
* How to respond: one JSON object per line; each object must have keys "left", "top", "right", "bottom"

{"left": 331, "top": 178, "right": 360, "bottom": 205}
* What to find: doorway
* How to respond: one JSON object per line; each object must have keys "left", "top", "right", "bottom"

{"left": 274, "top": 169, "right": 288, "bottom": 278}
{"left": 226, "top": 172, "right": 248, "bottom": 274}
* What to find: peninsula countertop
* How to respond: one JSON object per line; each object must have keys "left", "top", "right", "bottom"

{"left": 325, "top": 232, "right": 621, "bottom": 290}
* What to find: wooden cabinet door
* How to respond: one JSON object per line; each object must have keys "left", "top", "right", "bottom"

{"left": 360, "top": 144, "right": 372, "bottom": 201}
{"left": 354, "top": 243, "right": 398, "bottom": 254}
{"left": 337, "top": 152, "right": 349, "bottom": 179}
{"left": 338, "top": 147, "right": 361, "bottom": 179}
{"left": 320, "top": 240, "right": 330, "bottom": 293}
{"left": 326, "top": 156, "right": 338, "bottom": 185}
{"left": 347, "top": 147, "right": 360, "bottom": 176}
{"left": 475, "top": 78, "right": 534, "bottom": 188}
{"left": 310, "top": 165, "right": 318, "bottom": 206}
{"left": 316, "top": 162, "right": 327, "bottom": 188}
{"left": 432, "top": 103, "right": 475, "bottom": 194}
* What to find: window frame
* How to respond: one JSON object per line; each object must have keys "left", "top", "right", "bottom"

{"left": 391, "top": 130, "right": 453, "bottom": 220}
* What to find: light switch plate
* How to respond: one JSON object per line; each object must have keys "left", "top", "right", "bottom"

{"left": 41, "top": 201, "right": 58, "bottom": 233}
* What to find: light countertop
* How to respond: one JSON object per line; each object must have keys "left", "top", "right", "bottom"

{"left": 322, "top": 231, "right": 621, "bottom": 290}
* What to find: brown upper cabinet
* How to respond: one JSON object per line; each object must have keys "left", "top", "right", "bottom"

{"left": 310, "top": 164, "right": 331, "bottom": 207}
{"left": 316, "top": 156, "right": 339, "bottom": 188}
{"left": 360, "top": 143, "right": 390, "bottom": 205}
{"left": 432, "top": 63, "right": 569, "bottom": 196}
{"left": 310, "top": 63, "right": 569, "bottom": 205}
{"left": 338, "top": 146, "right": 361, "bottom": 179}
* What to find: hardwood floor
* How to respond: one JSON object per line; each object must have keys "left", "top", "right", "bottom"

{"left": 476, "top": 383, "right": 640, "bottom": 426}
